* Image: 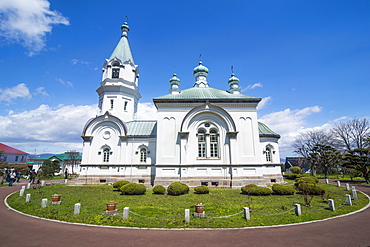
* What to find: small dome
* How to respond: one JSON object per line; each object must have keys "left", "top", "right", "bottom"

{"left": 193, "top": 61, "right": 209, "bottom": 75}
{"left": 169, "top": 73, "right": 180, "bottom": 83}
{"left": 121, "top": 22, "right": 130, "bottom": 32}
{"left": 228, "top": 73, "right": 240, "bottom": 85}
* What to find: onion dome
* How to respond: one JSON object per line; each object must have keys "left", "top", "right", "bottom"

{"left": 169, "top": 73, "right": 181, "bottom": 94}
{"left": 228, "top": 73, "right": 241, "bottom": 94}
{"left": 121, "top": 22, "right": 130, "bottom": 34}
{"left": 193, "top": 61, "right": 209, "bottom": 75}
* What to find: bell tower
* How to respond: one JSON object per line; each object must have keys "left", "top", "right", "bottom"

{"left": 96, "top": 22, "right": 141, "bottom": 122}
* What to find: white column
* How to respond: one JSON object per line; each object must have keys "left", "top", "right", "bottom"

{"left": 123, "top": 207, "right": 130, "bottom": 220}
{"left": 294, "top": 204, "right": 301, "bottom": 216}
{"left": 74, "top": 203, "right": 81, "bottom": 215}
{"left": 243, "top": 207, "right": 250, "bottom": 220}
{"left": 41, "top": 199, "right": 48, "bottom": 208}
{"left": 185, "top": 209, "right": 190, "bottom": 223}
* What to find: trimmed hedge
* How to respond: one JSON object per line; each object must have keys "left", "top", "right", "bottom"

{"left": 289, "top": 166, "right": 301, "bottom": 174}
{"left": 120, "top": 183, "right": 146, "bottom": 195}
{"left": 283, "top": 173, "right": 311, "bottom": 180}
{"left": 194, "top": 185, "right": 210, "bottom": 194}
{"left": 167, "top": 182, "right": 189, "bottom": 196}
{"left": 153, "top": 185, "right": 166, "bottom": 195}
{"left": 241, "top": 184, "right": 272, "bottom": 196}
{"left": 272, "top": 184, "right": 295, "bottom": 195}
{"left": 113, "top": 180, "right": 130, "bottom": 189}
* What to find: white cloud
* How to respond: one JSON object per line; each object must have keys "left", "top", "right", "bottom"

{"left": 0, "top": 0, "right": 69, "bottom": 56}
{"left": 0, "top": 83, "right": 32, "bottom": 102}
{"left": 257, "top": 96, "right": 272, "bottom": 110}
{"left": 56, "top": 78, "right": 73, "bottom": 88}
{"left": 260, "top": 106, "right": 323, "bottom": 157}
{"left": 34, "top": 87, "right": 48, "bottom": 96}
{"left": 71, "top": 59, "right": 90, "bottom": 65}
{"left": 0, "top": 104, "right": 98, "bottom": 153}
{"left": 136, "top": 102, "right": 157, "bottom": 120}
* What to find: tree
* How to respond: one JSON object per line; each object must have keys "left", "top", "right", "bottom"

{"left": 307, "top": 144, "right": 341, "bottom": 179}
{"left": 332, "top": 118, "right": 370, "bottom": 151}
{"left": 65, "top": 151, "right": 79, "bottom": 174}
{"left": 293, "top": 129, "right": 337, "bottom": 176}
{"left": 40, "top": 159, "right": 61, "bottom": 178}
{"left": 343, "top": 148, "right": 370, "bottom": 184}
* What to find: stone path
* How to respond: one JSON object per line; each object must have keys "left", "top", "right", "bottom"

{"left": 1, "top": 180, "right": 369, "bottom": 247}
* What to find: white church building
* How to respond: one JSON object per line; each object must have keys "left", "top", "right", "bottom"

{"left": 78, "top": 22, "right": 283, "bottom": 188}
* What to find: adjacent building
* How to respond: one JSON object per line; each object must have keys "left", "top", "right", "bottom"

{"left": 0, "top": 143, "right": 29, "bottom": 164}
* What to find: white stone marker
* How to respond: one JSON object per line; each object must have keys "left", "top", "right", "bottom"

{"left": 243, "top": 207, "right": 250, "bottom": 221}
{"left": 19, "top": 189, "right": 24, "bottom": 197}
{"left": 64, "top": 179, "right": 68, "bottom": 185}
{"left": 26, "top": 194, "right": 31, "bottom": 203}
{"left": 185, "top": 209, "right": 190, "bottom": 223}
{"left": 123, "top": 207, "right": 130, "bottom": 220}
{"left": 41, "top": 198, "right": 48, "bottom": 208}
{"left": 352, "top": 188, "right": 358, "bottom": 200}
{"left": 337, "top": 181, "right": 341, "bottom": 187}
{"left": 346, "top": 183, "right": 350, "bottom": 191}
{"left": 41, "top": 181, "right": 45, "bottom": 186}
{"left": 346, "top": 194, "right": 352, "bottom": 206}
{"left": 74, "top": 203, "right": 81, "bottom": 215}
{"left": 21, "top": 185, "right": 26, "bottom": 191}
{"left": 294, "top": 204, "right": 301, "bottom": 216}
{"left": 325, "top": 179, "right": 329, "bottom": 184}
{"left": 27, "top": 183, "right": 31, "bottom": 189}
{"left": 328, "top": 199, "right": 335, "bottom": 211}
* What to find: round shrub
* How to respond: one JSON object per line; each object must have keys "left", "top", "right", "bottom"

{"left": 113, "top": 180, "right": 130, "bottom": 189}
{"left": 241, "top": 184, "right": 272, "bottom": 196}
{"left": 120, "top": 183, "right": 146, "bottom": 195}
{"left": 241, "top": 184, "right": 258, "bottom": 194}
{"left": 289, "top": 166, "right": 301, "bottom": 174}
{"left": 194, "top": 185, "right": 210, "bottom": 194}
{"left": 272, "top": 184, "right": 295, "bottom": 195}
{"left": 296, "top": 182, "right": 325, "bottom": 195}
{"left": 167, "top": 182, "right": 189, "bottom": 196}
{"left": 153, "top": 185, "right": 166, "bottom": 194}
{"left": 294, "top": 176, "right": 319, "bottom": 187}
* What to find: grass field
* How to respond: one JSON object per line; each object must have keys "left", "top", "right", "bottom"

{"left": 6, "top": 183, "right": 369, "bottom": 228}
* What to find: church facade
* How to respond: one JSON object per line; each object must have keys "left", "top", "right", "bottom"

{"left": 78, "top": 22, "right": 283, "bottom": 188}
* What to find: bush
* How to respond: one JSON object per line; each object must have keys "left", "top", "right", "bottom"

{"left": 296, "top": 182, "right": 325, "bottom": 195}
{"left": 113, "top": 180, "right": 130, "bottom": 189}
{"left": 289, "top": 166, "right": 301, "bottom": 174}
{"left": 167, "top": 182, "right": 189, "bottom": 196}
{"left": 120, "top": 183, "right": 146, "bottom": 195}
{"left": 241, "top": 184, "right": 272, "bottom": 196}
{"left": 194, "top": 185, "right": 210, "bottom": 194}
{"left": 272, "top": 184, "right": 295, "bottom": 195}
{"left": 294, "top": 176, "right": 319, "bottom": 187}
{"left": 153, "top": 185, "right": 166, "bottom": 194}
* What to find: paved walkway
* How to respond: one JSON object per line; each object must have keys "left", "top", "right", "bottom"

{"left": 1, "top": 180, "right": 369, "bottom": 247}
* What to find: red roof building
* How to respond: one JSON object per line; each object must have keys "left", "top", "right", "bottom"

{"left": 0, "top": 143, "right": 29, "bottom": 163}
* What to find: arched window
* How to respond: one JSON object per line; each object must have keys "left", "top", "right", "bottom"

{"left": 112, "top": 62, "right": 120, "bottom": 78}
{"left": 197, "top": 129, "right": 206, "bottom": 158}
{"left": 103, "top": 148, "right": 110, "bottom": 163}
{"left": 265, "top": 147, "right": 272, "bottom": 162}
{"left": 210, "top": 129, "right": 218, "bottom": 157}
{"left": 140, "top": 148, "right": 147, "bottom": 163}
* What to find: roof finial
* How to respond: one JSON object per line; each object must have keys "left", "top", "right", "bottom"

{"left": 199, "top": 54, "right": 202, "bottom": 64}
{"left": 125, "top": 15, "right": 129, "bottom": 22}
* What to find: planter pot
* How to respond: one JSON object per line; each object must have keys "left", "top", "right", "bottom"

{"left": 52, "top": 194, "right": 62, "bottom": 202}
{"left": 194, "top": 203, "right": 205, "bottom": 213}
{"left": 106, "top": 201, "right": 117, "bottom": 211}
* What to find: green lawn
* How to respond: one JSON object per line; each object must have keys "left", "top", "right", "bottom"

{"left": 6, "top": 183, "right": 369, "bottom": 228}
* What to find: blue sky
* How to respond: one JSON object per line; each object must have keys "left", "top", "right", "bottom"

{"left": 0, "top": 0, "right": 369, "bottom": 158}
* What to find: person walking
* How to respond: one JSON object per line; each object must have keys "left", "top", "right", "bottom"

{"left": 8, "top": 171, "right": 15, "bottom": 186}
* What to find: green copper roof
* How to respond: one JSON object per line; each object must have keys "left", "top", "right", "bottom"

{"left": 31, "top": 153, "right": 82, "bottom": 161}
{"left": 258, "top": 122, "right": 280, "bottom": 138}
{"left": 193, "top": 62, "right": 209, "bottom": 74}
{"left": 228, "top": 73, "right": 240, "bottom": 84}
{"left": 108, "top": 23, "right": 135, "bottom": 64}
{"left": 170, "top": 74, "right": 180, "bottom": 83}
{"left": 154, "top": 87, "right": 260, "bottom": 101}
{"left": 126, "top": 120, "right": 157, "bottom": 137}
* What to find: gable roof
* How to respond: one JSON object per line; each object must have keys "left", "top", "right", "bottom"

{"left": 0, "top": 143, "right": 29, "bottom": 155}
{"left": 154, "top": 87, "right": 261, "bottom": 103}
{"left": 31, "top": 153, "right": 82, "bottom": 162}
